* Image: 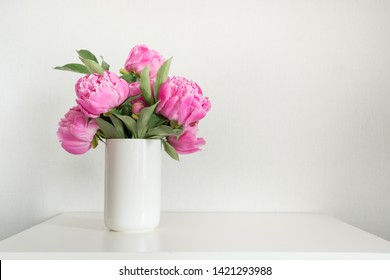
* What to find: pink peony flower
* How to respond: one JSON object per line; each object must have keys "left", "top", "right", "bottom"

{"left": 128, "top": 81, "right": 152, "bottom": 114}
{"left": 168, "top": 125, "right": 206, "bottom": 154}
{"left": 128, "top": 81, "right": 142, "bottom": 96}
{"left": 75, "top": 71, "right": 129, "bottom": 118}
{"left": 131, "top": 99, "right": 147, "bottom": 114}
{"left": 57, "top": 106, "right": 99, "bottom": 155}
{"left": 156, "top": 77, "right": 211, "bottom": 126}
{"left": 124, "top": 45, "right": 165, "bottom": 79}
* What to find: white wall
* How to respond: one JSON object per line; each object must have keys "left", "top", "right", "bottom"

{"left": 1, "top": 0, "right": 390, "bottom": 241}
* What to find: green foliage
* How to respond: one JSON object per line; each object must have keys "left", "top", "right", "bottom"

{"left": 140, "top": 65, "right": 154, "bottom": 105}
{"left": 114, "top": 114, "right": 137, "bottom": 138}
{"left": 136, "top": 103, "right": 159, "bottom": 138}
{"left": 96, "top": 103, "right": 179, "bottom": 143}
{"left": 100, "top": 56, "right": 110, "bottom": 70}
{"left": 154, "top": 57, "right": 172, "bottom": 102}
{"left": 149, "top": 114, "right": 169, "bottom": 128}
{"left": 145, "top": 125, "right": 182, "bottom": 139}
{"left": 54, "top": 63, "right": 91, "bottom": 74}
{"left": 120, "top": 73, "right": 138, "bottom": 83}
{"left": 96, "top": 117, "right": 119, "bottom": 139}
{"left": 108, "top": 115, "right": 125, "bottom": 138}
{"left": 54, "top": 50, "right": 108, "bottom": 75}
{"left": 91, "top": 135, "right": 99, "bottom": 149}
{"left": 79, "top": 57, "right": 104, "bottom": 74}
{"left": 77, "top": 49, "right": 99, "bottom": 63}
{"left": 162, "top": 140, "right": 179, "bottom": 161}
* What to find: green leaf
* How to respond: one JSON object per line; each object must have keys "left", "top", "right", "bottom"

{"left": 54, "top": 63, "right": 91, "bottom": 74}
{"left": 162, "top": 140, "right": 179, "bottom": 161}
{"left": 137, "top": 103, "right": 159, "bottom": 138}
{"left": 77, "top": 49, "right": 98, "bottom": 63}
{"left": 122, "top": 94, "right": 142, "bottom": 105}
{"left": 120, "top": 68, "right": 130, "bottom": 75}
{"left": 79, "top": 57, "right": 104, "bottom": 74}
{"left": 101, "top": 56, "right": 110, "bottom": 70}
{"left": 170, "top": 120, "right": 180, "bottom": 129}
{"left": 114, "top": 114, "right": 137, "bottom": 138}
{"left": 105, "top": 108, "right": 122, "bottom": 116}
{"left": 140, "top": 65, "right": 154, "bottom": 105}
{"left": 173, "top": 129, "right": 183, "bottom": 139}
{"left": 145, "top": 125, "right": 182, "bottom": 139}
{"left": 154, "top": 57, "right": 172, "bottom": 102}
{"left": 148, "top": 114, "right": 169, "bottom": 128}
{"left": 120, "top": 73, "right": 138, "bottom": 83}
{"left": 122, "top": 106, "right": 130, "bottom": 116}
{"left": 118, "top": 95, "right": 141, "bottom": 116}
{"left": 95, "top": 130, "right": 105, "bottom": 143}
{"left": 91, "top": 135, "right": 99, "bottom": 149}
{"left": 108, "top": 115, "right": 125, "bottom": 138}
{"left": 96, "top": 117, "right": 119, "bottom": 138}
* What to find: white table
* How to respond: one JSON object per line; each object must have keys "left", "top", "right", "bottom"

{"left": 1, "top": 212, "right": 390, "bottom": 259}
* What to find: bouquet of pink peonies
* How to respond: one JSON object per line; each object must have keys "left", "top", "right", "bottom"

{"left": 56, "top": 45, "right": 211, "bottom": 160}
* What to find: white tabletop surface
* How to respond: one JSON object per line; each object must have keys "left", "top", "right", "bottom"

{"left": 1, "top": 212, "right": 390, "bottom": 259}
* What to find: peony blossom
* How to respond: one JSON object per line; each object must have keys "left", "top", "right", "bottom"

{"left": 131, "top": 99, "right": 147, "bottom": 114}
{"left": 124, "top": 45, "right": 165, "bottom": 79}
{"left": 57, "top": 106, "right": 99, "bottom": 155}
{"left": 128, "top": 81, "right": 151, "bottom": 114}
{"left": 75, "top": 71, "right": 129, "bottom": 118}
{"left": 168, "top": 125, "right": 206, "bottom": 154}
{"left": 128, "top": 81, "right": 142, "bottom": 96}
{"left": 156, "top": 77, "right": 211, "bottom": 126}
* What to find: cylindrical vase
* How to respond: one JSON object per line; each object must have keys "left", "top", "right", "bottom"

{"left": 104, "top": 139, "right": 162, "bottom": 232}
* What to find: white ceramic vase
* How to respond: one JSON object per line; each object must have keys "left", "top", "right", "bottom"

{"left": 104, "top": 139, "right": 162, "bottom": 232}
